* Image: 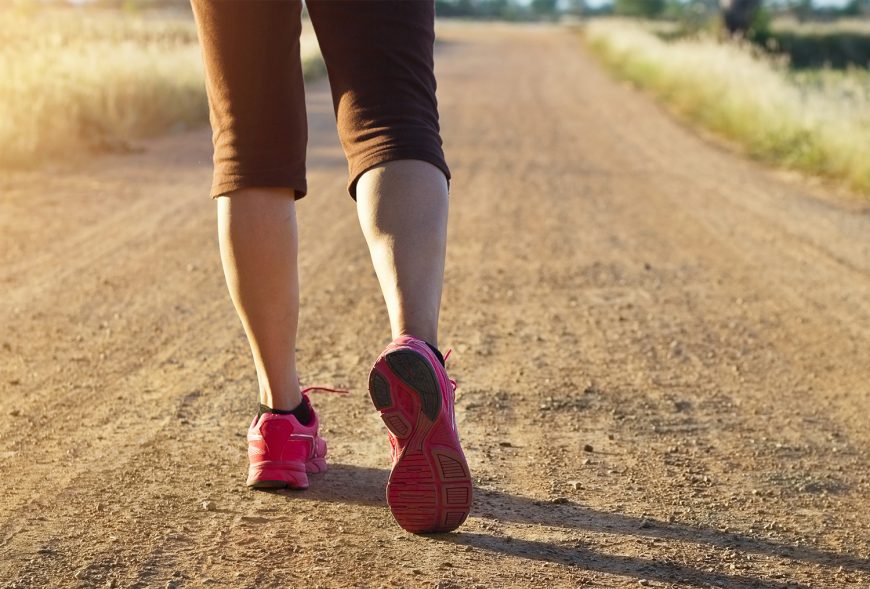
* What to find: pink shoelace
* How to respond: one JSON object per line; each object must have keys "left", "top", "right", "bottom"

{"left": 443, "top": 349, "right": 458, "bottom": 392}
{"left": 300, "top": 347, "right": 455, "bottom": 398}
{"left": 301, "top": 385, "right": 350, "bottom": 396}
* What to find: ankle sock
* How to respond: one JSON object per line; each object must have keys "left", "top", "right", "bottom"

{"left": 425, "top": 342, "right": 445, "bottom": 366}
{"left": 258, "top": 398, "right": 312, "bottom": 425}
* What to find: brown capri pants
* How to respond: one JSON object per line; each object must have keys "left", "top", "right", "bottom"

{"left": 190, "top": 0, "right": 450, "bottom": 199}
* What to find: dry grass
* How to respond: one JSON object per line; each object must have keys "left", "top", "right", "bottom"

{"left": 0, "top": 7, "right": 322, "bottom": 167}
{"left": 584, "top": 19, "right": 870, "bottom": 195}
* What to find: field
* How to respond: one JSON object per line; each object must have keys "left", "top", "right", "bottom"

{"left": 0, "top": 6, "right": 321, "bottom": 167}
{"left": 766, "top": 17, "right": 870, "bottom": 68}
{"left": 2, "top": 16, "right": 870, "bottom": 589}
{"left": 584, "top": 18, "right": 870, "bottom": 195}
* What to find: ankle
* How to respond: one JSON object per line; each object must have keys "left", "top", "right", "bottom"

{"left": 258, "top": 398, "right": 313, "bottom": 425}
{"left": 258, "top": 383, "right": 302, "bottom": 412}
{"left": 395, "top": 327, "right": 438, "bottom": 350}
{"left": 394, "top": 333, "right": 445, "bottom": 367}
{"left": 423, "top": 341, "right": 445, "bottom": 366}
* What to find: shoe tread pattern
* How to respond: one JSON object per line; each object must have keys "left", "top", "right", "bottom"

{"left": 370, "top": 346, "right": 471, "bottom": 533}
{"left": 369, "top": 371, "right": 392, "bottom": 410}
{"left": 385, "top": 350, "right": 441, "bottom": 422}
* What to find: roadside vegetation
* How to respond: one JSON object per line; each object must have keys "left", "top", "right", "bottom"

{"left": 584, "top": 17, "right": 870, "bottom": 195}
{"left": 760, "top": 18, "right": 870, "bottom": 68}
{"left": 0, "top": 6, "right": 321, "bottom": 168}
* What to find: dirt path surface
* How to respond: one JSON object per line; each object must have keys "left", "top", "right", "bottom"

{"left": 2, "top": 23, "right": 869, "bottom": 589}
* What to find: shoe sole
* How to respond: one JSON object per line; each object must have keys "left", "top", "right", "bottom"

{"left": 247, "top": 458, "right": 327, "bottom": 490}
{"left": 248, "top": 478, "right": 304, "bottom": 490}
{"left": 369, "top": 349, "right": 472, "bottom": 533}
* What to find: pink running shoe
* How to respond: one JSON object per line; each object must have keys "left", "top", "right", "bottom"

{"left": 246, "top": 393, "right": 328, "bottom": 490}
{"left": 368, "top": 336, "right": 472, "bottom": 533}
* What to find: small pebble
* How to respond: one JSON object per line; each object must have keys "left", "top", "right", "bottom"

{"left": 8, "top": 409, "right": 20, "bottom": 417}
{"left": 567, "top": 480, "right": 582, "bottom": 490}
{"left": 202, "top": 501, "right": 215, "bottom": 512}
{"left": 583, "top": 444, "right": 594, "bottom": 453}
{"left": 551, "top": 497, "right": 570, "bottom": 505}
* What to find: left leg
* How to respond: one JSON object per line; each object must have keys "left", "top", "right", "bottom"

{"left": 192, "top": 0, "right": 327, "bottom": 491}
{"left": 217, "top": 189, "right": 301, "bottom": 412}
{"left": 191, "top": 0, "right": 310, "bottom": 413}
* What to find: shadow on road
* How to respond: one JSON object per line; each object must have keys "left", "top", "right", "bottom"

{"left": 266, "top": 463, "right": 866, "bottom": 588}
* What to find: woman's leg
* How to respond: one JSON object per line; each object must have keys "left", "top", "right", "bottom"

{"left": 217, "top": 188, "right": 302, "bottom": 411}
{"left": 356, "top": 160, "right": 449, "bottom": 348}
{"left": 308, "top": 1, "right": 469, "bottom": 532}
{"left": 191, "top": 0, "right": 308, "bottom": 411}
{"left": 307, "top": 0, "right": 450, "bottom": 347}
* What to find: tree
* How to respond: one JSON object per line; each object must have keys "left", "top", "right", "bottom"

{"left": 531, "top": 0, "right": 558, "bottom": 17}
{"left": 790, "top": 0, "right": 814, "bottom": 22}
{"left": 614, "top": 0, "right": 666, "bottom": 18}
{"left": 842, "top": 0, "right": 869, "bottom": 17}
{"left": 720, "top": 0, "right": 762, "bottom": 35}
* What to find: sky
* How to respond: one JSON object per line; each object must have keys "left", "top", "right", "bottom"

{"left": 583, "top": 0, "right": 852, "bottom": 6}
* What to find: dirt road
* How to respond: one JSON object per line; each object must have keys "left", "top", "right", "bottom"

{"left": 2, "top": 23, "right": 869, "bottom": 589}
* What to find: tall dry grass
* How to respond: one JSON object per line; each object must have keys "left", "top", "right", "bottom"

{"left": 584, "top": 19, "right": 870, "bottom": 195}
{"left": 0, "top": 7, "right": 322, "bottom": 167}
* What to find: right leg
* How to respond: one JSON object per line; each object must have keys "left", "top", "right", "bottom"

{"left": 308, "top": 0, "right": 470, "bottom": 533}
{"left": 355, "top": 160, "right": 448, "bottom": 349}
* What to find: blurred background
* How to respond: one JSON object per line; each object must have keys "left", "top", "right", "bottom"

{"left": 1, "top": 0, "right": 867, "bottom": 195}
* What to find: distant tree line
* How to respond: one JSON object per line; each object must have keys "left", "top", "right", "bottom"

{"left": 617, "top": 0, "right": 869, "bottom": 20}
{"left": 435, "top": 0, "right": 869, "bottom": 20}
{"left": 434, "top": 0, "right": 576, "bottom": 19}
